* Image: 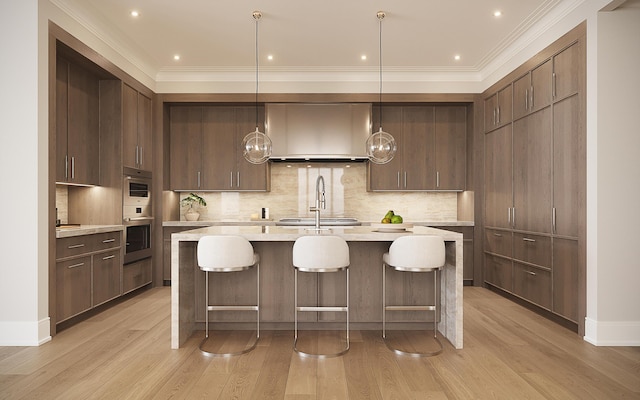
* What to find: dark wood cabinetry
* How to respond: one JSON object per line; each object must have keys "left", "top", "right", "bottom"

{"left": 123, "top": 258, "right": 152, "bottom": 294}
{"left": 484, "top": 84, "right": 512, "bottom": 132}
{"left": 55, "top": 57, "right": 100, "bottom": 185}
{"left": 123, "top": 83, "right": 152, "bottom": 171}
{"left": 482, "top": 26, "right": 585, "bottom": 332}
{"left": 55, "top": 231, "right": 122, "bottom": 323}
{"left": 169, "top": 105, "right": 269, "bottom": 191}
{"left": 368, "top": 105, "right": 467, "bottom": 191}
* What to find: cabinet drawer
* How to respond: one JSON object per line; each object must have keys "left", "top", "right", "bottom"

{"left": 513, "top": 233, "right": 551, "bottom": 268}
{"left": 92, "top": 231, "right": 121, "bottom": 252}
{"left": 57, "top": 231, "right": 122, "bottom": 259}
{"left": 513, "top": 262, "right": 551, "bottom": 309}
{"left": 484, "top": 229, "right": 512, "bottom": 257}
{"left": 484, "top": 254, "right": 512, "bottom": 291}
{"left": 123, "top": 258, "right": 152, "bottom": 294}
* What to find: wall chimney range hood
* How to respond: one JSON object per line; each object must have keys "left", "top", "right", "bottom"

{"left": 266, "top": 103, "right": 372, "bottom": 161}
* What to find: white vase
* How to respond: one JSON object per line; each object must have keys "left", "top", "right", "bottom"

{"left": 185, "top": 208, "right": 200, "bottom": 221}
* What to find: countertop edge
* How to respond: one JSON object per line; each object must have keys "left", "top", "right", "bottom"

{"left": 55, "top": 225, "right": 124, "bottom": 238}
{"left": 163, "top": 220, "right": 474, "bottom": 227}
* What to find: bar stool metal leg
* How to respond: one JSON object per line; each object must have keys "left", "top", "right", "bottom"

{"left": 199, "top": 263, "right": 260, "bottom": 357}
{"left": 293, "top": 268, "right": 349, "bottom": 358}
{"left": 382, "top": 264, "right": 443, "bottom": 357}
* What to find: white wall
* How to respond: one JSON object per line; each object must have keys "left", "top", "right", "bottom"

{"left": 584, "top": 1, "right": 640, "bottom": 345}
{"left": 0, "top": 0, "right": 51, "bottom": 345}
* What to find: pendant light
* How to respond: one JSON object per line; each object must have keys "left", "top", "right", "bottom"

{"left": 242, "top": 11, "right": 272, "bottom": 164}
{"left": 366, "top": 11, "right": 396, "bottom": 164}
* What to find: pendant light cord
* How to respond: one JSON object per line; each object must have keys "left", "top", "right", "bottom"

{"left": 255, "top": 13, "right": 259, "bottom": 130}
{"left": 378, "top": 12, "right": 383, "bottom": 132}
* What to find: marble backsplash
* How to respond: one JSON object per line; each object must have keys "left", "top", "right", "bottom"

{"left": 179, "top": 163, "right": 464, "bottom": 222}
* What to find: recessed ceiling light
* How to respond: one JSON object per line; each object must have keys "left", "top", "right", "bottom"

{"left": 173, "top": 55, "right": 180, "bottom": 61}
{"left": 130, "top": 10, "right": 139, "bottom": 17}
{"left": 493, "top": 10, "right": 502, "bottom": 17}
{"left": 454, "top": 55, "right": 461, "bottom": 61}
{"left": 361, "top": 55, "right": 367, "bottom": 61}
{"left": 267, "top": 55, "right": 273, "bottom": 61}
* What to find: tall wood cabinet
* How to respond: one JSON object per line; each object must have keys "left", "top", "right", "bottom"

{"left": 56, "top": 57, "right": 100, "bottom": 186}
{"left": 483, "top": 26, "right": 585, "bottom": 331}
{"left": 170, "top": 105, "right": 269, "bottom": 191}
{"left": 368, "top": 105, "right": 467, "bottom": 191}
{"left": 122, "top": 83, "right": 152, "bottom": 171}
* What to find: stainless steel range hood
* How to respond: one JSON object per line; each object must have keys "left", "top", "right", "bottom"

{"left": 266, "top": 103, "right": 372, "bottom": 161}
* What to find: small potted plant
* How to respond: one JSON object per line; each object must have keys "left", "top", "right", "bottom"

{"left": 180, "top": 192, "right": 207, "bottom": 221}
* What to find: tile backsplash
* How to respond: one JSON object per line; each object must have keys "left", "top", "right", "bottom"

{"left": 179, "top": 163, "right": 463, "bottom": 222}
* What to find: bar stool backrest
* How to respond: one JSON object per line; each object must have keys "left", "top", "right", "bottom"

{"left": 197, "top": 235, "right": 256, "bottom": 271}
{"left": 293, "top": 235, "right": 350, "bottom": 271}
{"left": 387, "top": 235, "right": 445, "bottom": 270}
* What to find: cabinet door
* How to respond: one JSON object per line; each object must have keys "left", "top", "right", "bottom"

{"left": 552, "top": 238, "right": 579, "bottom": 322}
{"left": 553, "top": 95, "right": 582, "bottom": 238}
{"left": 56, "top": 256, "right": 92, "bottom": 321}
{"left": 137, "top": 93, "right": 152, "bottom": 170}
{"left": 403, "top": 106, "right": 435, "bottom": 190}
{"left": 93, "top": 250, "right": 121, "bottom": 306}
{"left": 484, "top": 125, "right": 512, "bottom": 229}
{"left": 435, "top": 106, "right": 466, "bottom": 190}
{"left": 513, "top": 262, "right": 551, "bottom": 309}
{"left": 122, "top": 84, "right": 138, "bottom": 169}
{"left": 497, "top": 84, "right": 512, "bottom": 126}
{"left": 513, "top": 73, "right": 531, "bottom": 120}
{"left": 202, "top": 106, "right": 236, "bottom": 190}
{"left": 170, "top": 106, "right": 202, "bottom": 190}
{"left": 123, "top": 258, "right": 152, "bottom": 294}
{"left": 368, "top": 106, "right": 404, "bottom": 190}
{"left": 484, "top": 93, "right": 498, "bottom": 132}
{"left": 529, "top": 60, "right": 552, "bottom": 113}
{"left": 235, "top": 106, "right": 269, "bottom": 190}
{"left": 513, "top": 108, "right": 552, "bottom": 233}
{"left": 56, "top": 58, "right": 69, "bottom": 182}
{"left": 553, "top": 42, "right": 581, "bottom": 100}
{"left": 67, "top": 62, "right": 100, "bottom": 185}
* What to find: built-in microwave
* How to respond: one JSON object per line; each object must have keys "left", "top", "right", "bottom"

{"left": 123, "top": 167, "right": 151, "bottom": 220}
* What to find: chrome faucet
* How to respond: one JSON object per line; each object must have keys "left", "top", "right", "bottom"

{"left": 310, "top": 175, "right": 326, "bottom": 230}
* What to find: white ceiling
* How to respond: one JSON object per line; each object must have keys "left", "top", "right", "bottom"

{"left": 53, "top": 0, "right": 574, "bottom": 85}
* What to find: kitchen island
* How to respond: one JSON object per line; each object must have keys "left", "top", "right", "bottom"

{"left": 171, "top": 225, "right": 463, "bottom": 349}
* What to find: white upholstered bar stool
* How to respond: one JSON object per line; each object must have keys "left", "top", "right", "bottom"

{"left": 197, "top": 235, "right": 260, "bottom": 357}
{"left": 293, "top": 235, "right": 350, "bottom": 358}
{"left": 382, "top": 235, "right": 445, "bottom": 357}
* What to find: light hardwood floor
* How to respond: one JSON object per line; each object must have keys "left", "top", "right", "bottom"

{"left": 1, "top": 287, "right": 638, "bottom": 399}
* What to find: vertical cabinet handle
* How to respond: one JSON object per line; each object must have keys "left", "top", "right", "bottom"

{"left": 512, "top": 207, "right": 516, "bottom": 227}
{"left": 237, "top": 171, "right": 240, "bottom": 188}
{"left": 404, "top": 171, "right": 407, "bottom": 188}
{"left": 493, "top": 108, "right": 497, "bottom": 126}
{"left": 508, "top": 207, "right": 511, "bottom": 225}
{"left": 436, "top": 171, "right": 440, "bottom": 188}
{"left": 525, "top": 89, "right": 528, "bottom": 111}
{"left": 552, "top": 207, "right": 557, "bottom": 233}
{"left": 397, "top": 171, "right": 400, "bottom": 189}
{"left": 530, "top": 86, "right": 534, "bottom": 109}
{"left": 230, "top": 171, "right": 234, "bottom": 188}
{"left": 197, "top": 171, "right": 201, "bottom": 188}
{"left": 552, "top": 72, "right": 557, "bottom": 99}
{"left": 71, "top": 156, "right": 75, "bottom": 180}
{"left": 497, "top": 106, "right": 501, "bottom": 124}
{"left": 140, "top": 146, "right": 143, "bottom": 167}
{"left": 65, "top": 155, "right": 69, "bottom": 180}
{"left": 135, "top": 145, "right": 139, "bottom": 166}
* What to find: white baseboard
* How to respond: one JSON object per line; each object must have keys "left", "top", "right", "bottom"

{"left": 584, "top": 317, "right": 640, "bottom": 346}
{"left": 0, "top": 317, "right": 51, "bottom": 346}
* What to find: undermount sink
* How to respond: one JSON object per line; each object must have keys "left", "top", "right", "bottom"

{"left": 276, "top": 218, "right": 361, "bottom": 227}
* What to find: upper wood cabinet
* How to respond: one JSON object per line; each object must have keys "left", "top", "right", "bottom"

{"left": 122, "top": 84, "right": 152, "bottom": 171}
{"left": 484, "top": 124, "right": 512, "bottom": 229}
{"left": 484, "top": 84, "right": 512, "bottom": 132}
{"left": 368, "top": 105, "right": 466, "bottom": 191}
{"left": 513, "top": 59, "right": 552, "bottom": 120}
{"left": 553, "top": 42, "right": 581, "bottom": 101}
{"left": 170, "top": 105, "right": 269, "bottom": 191}
{"left": 56, "top": 57, "right": 100, "bottom": 185}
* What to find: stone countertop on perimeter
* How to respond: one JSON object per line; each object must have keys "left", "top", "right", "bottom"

{"left": 55, "top": 224, "right": 124, "bottom": 238}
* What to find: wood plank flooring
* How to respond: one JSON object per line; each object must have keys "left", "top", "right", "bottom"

{"left": 1, "top": 287, "right": 638, "bottom": 399}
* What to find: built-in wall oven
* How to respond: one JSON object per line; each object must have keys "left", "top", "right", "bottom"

{"left": 123, "top": 167, "right": 153, "bottom": 264}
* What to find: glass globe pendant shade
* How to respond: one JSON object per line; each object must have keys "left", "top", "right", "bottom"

{"left": 242, "top": 127, "right": 272, "bottom": 164}
{"left": 366, "top": 127, "right": 397, "bottom": 164}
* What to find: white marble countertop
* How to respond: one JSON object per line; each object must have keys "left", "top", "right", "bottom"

{"left": 55, "top": 224, "right": 124, "bottom": 238}
{"left": 170, "top": 225, "right": 463, "bottom": 242}
{"left": 163, "top": 220, "right": 474, "bottom": 228}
